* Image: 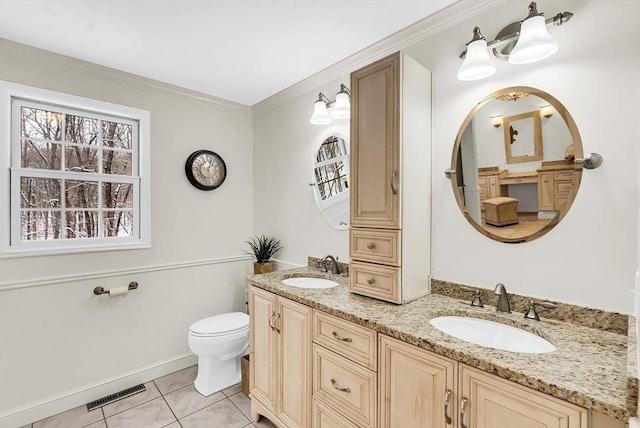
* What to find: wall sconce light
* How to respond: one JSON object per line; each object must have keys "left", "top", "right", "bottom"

{"left": 310, "top": 84, "right": 351, "bottom": 125}
{"left": 490, "top": 115, "right": 503, "bottom": 127}
{"left": 539, "top": 105, "right": 554, "bottom": 118}
{"left": 457, "top": 2, "right": 573, "bottom": 81}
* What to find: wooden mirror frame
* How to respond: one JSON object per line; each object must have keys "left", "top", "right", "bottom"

{"left": 503, "top": 111, "right": 543, "bottom": 164}
{"left": 450, "top": 86, "right": 584, "bottom": 243}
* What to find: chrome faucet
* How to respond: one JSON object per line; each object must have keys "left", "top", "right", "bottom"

{"left": 493, "top": 283, "right": 511, "bottom": 313}
{"left": 321, "top": 255, "right": 340, "bottom": 275}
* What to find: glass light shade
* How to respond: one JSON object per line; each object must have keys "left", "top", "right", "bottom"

{"left": 508, "top": 15, "right": 559, "bottom": 64}
{"left": 310, "top": 100, "right": 331, "bottom": 125}
{"left": 330, "top": 92, "right": 350, "bottom": 119}
{"left": 457, "top": 39, "right": 496, "bottom": 81}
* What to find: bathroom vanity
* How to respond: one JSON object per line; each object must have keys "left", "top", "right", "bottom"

{"left": 247, "top": 267, "right": 634, "bottom": 428}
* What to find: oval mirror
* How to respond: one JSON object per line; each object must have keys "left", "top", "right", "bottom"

{"left": 451, "top": 86, "right": 583, "bottom": 243}
{"left": 312, "top": 133, "right": 350, "bottom": 230}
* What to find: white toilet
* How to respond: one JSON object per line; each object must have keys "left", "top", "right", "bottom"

{"left": 188, "top": 312, "right": 250, "bottom": 396}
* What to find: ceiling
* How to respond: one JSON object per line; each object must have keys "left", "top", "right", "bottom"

{"left": 0, "top": 0, "right": 457, "bottom": 106}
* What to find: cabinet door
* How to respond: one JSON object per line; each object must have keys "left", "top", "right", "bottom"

{"left": 249, "top": 287, "right": 277, "bottom": 409}
{"left": 538, "top": 172, "right": 555, "bottom": 211}
{"left": 278, "top": 298, "right": 312, "bottom": 428}
{"left": 459, "top": 365, "right": 587, "bottom": 428}
{"left": 350, "top": 52, "right": 400, "bottom": 229}
{"left": 379, "top": 335, "right": 457, "bottom": 428}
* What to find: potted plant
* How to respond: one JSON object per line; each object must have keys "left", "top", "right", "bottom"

{"left": 245, "top": 234, "right": 283, "bottom": 274}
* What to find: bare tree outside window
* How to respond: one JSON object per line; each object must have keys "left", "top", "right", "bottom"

{"left": 17, "top": 104, "right": 136, "bottom": 241}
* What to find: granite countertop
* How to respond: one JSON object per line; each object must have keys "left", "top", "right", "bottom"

{"left": 247, "top": 267, "right": 636, "bottom": 422}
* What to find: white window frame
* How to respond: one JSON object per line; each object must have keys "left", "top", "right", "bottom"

{"left": 0, "top": 81, "right": 151, "bottom": 257}
{"left": 312, "top": 132, "right": 350, "bottom": 211}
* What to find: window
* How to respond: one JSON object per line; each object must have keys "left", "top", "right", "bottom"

{"left": 1, "top": 82, "right": 150, "bottom": 255}
{"left": 313, "top": 135, "right": 349, "bottom": 202}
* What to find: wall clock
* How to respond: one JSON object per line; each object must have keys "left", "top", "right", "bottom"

{"left": 185, "top": 150, "right": 227, "bottom": 191}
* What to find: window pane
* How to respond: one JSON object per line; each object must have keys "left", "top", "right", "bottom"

{"left": 21, "top": 107, "right": 62, "bottom": 141}
{"left": 21, "top": 139, "right": 62, "bottom": 170}
{"left": 103, "top": 182, "right": 133, "bottom": 208}
{"left": 65, "top": 114, "right": 98, "bottom": 146}
{"left": 65, "top": 180, "right": 99, "bottom": 208}
{"left": 20, "top": 177, "right": 61, "bottom": 208}
{"left": 104, "top": 210, "right": 133, "bottom": 237}
{"left": 20, "top": 210, "right": 62, "bottom": 240}
{"left": 103, "top": 149, "right": 132, "bottom": 175}
{"left": 103, "top": 121, "right": 132, "bottom": 149}
{"left": 65, "top": 210, "right": 99, "bottom": 238}
{"left": 65, "top": 145, "right": 99, "bottom": 173}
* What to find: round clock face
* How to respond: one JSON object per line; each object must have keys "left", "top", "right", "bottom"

{"left": 185, "top": 150, "right": 227, "bottom": 191}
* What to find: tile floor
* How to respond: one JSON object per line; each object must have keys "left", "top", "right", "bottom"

{"left": 23, "top": 365, "right": 276, "bottom": 428}
{"left": 481, "top": 211, "right": 553, "bottom": 240}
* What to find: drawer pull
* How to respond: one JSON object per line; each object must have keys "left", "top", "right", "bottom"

{"left": 444, "top": 389, "right": 452, "bottom": 425}
{"left": 366, "top": 242, "right": 376, "bottom": 250}
{"left": 272, "top": 313, "right": 281, "bottom": 333}
{"left": 269, "top": 311, "right": 276, "bottom": 331}
{"left": 366, "top": 277, "right": 375, "bottom": 285}
{"left": 460, "top": 397, "right": 469, "bottom": 428}
{"left": 330, "top": 378, "right": 351, "bottom": 393}
{"left": 331, "top": 331, "right": 353, "bottom": 343}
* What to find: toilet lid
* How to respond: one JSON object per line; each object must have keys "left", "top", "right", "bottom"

{"left": 190, "top": 312, "right": 249, "bottom": 336}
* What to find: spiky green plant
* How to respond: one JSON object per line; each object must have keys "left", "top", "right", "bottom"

{"left": 245, "top": 235, "right": 283, "bottom": 263}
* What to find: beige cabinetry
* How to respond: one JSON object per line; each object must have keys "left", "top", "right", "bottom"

{"left": 312, "top": 311, "right": 377, "bottom": 428}
{"left": 379, "top": 335, "right": 457, "bottom": 428}
{"left": 249, "top": 286, "right": 312, "bottom": 428}
{"left": 459, "top": 365, "right": 587, "bottom": 428}
{"left": 537, "top": 167, "right": 579, "bottom": 212}
{"left": 349, "top": 51, "right": 431, "bottom": 304}
{"left": 478, "top": 171, "right": 507, "bottom": 206}
{"left": 379, "top": 334, "right": 590, "bottom": 428}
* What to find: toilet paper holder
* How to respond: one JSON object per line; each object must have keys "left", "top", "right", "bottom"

{"left": 94, "top": 281, "right": 138, "bottom": 296}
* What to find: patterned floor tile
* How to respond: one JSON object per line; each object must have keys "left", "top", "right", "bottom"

{"left": 222, "top": 382, "right": 242, "bottom": 397}
{"left": 179, "top": 399, "right": 249, "bottom": 428}
{"left": 228, "top": 393, "right": 275, "bottom": 428}
{"left": 102, "top": 381, "right": 161, "bottom": 417}
{"left": 164, "top": 383, "right": 225, "bottom": 418}
{"left": 32, "top": 404, "right": 103, "bottom": 428}
{"left": 154, "top": 365, "right": 198, "bottom": 395}
{"left": 105, "top": 397, "right": 175, "bottom": 428}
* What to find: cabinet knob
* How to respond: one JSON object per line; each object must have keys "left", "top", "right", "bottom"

{"left": 366, "top": 277, "right": 375, "bottom": 285}
{"left": 366, "top": 242, "right": 375, "bottom": 250}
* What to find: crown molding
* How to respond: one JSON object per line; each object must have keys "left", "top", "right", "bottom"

{"left": 0, "top": 38, "right": 251, "bottom": 111}
{"left": 251, "top": 0, "right": 506, "bottom": 114}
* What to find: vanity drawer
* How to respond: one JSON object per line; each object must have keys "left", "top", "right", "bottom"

{"left": 313, "top": 311, "right": 377, "bottom": 370}
{"left": 312, "top": 399, "right": 360, "bottom": 428}
{"left": 349, "top": 261, "right": 400, "bottom": 304}
{"left": 313, "top": 344, "right": 376, "bottom": 428}
{"left": 554, "top": 170, "right": 575, "bottom": 181}
{"left": 350, "top": 228, "right": 400, "bottom": 266}
{"left": 554, "top": 180, "right": 573, "bottom": 197}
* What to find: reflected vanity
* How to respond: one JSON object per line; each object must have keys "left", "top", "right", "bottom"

{"left": 312, "top": 134, "right": 350, "bottom": 230}
{"left": 450, "top": 86, "right": 584, "bottom": 243}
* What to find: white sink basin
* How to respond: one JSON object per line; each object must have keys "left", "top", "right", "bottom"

{"left": 282, "top": 277, "right": 339, "bottom": 289}
{"left": 429, "top": 316, "right": 555, "bottom": 354}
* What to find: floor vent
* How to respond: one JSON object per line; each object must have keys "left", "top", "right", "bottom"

{"left": 86, "top": 383, "right": 146, "bottom": 411}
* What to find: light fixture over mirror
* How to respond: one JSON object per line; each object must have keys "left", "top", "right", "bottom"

{"left": 457, "top": 2, "right": 573, "bottom": 81}
{"left": 310, "top": 84, "right": 351, "bottom": 125}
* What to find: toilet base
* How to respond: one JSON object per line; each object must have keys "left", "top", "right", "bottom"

{"left": 193, "top": 356, "right": 242, "bottom": 396}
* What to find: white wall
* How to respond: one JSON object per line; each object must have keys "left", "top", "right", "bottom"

{"left": 0, "top": 39, "right": 254, "bottom": 426}
{"left": 253, "top": 0, "right": 640, "bottom": 314}
{"left": 253, "top": 79, "right": 350, "bottom": 266}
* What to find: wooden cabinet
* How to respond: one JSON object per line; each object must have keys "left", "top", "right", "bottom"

{"left": 537, "top": 167, "right": 579, "bottom": 212}
{"left": 459, "top": 365, "right": 587, "bottom": 428}
{"left": 312, "top": 311, "right": 377, "bottom": 428}
{"left": 349, "top": 51, "right": 431, "bottom": 304}
{"left": 249, "top": 286, "right": 312, "bottom": 428}
{"left": 379, "top": 335, "right": 457, "bottom": 428}
{"left": 379, "top": 334, "right": 590, "bottom": 428}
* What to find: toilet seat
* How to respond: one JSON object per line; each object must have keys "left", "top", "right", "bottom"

{"left": 189, "top": 312, "right": 249, "bottom": 337}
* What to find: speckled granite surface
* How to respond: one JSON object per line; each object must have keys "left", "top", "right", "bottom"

{"left": 247, "top": 267, "right": 637, "bottom": 422}
{"left": 431, "top": 279, "right": 628, "bottom": 334}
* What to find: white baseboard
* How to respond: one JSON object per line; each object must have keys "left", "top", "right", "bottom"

{"left": 0, "top": 353, "right": 197, "bottom": 428}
